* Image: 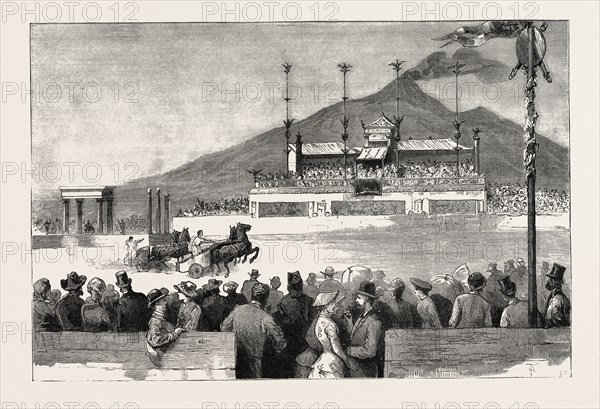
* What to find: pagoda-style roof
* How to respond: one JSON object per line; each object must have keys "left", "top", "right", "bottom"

{"left": 361, "top": 112, "right": 396, "bottom": 130}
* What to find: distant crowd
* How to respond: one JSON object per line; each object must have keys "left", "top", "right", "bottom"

{"left": 486, "top": 184, "right": 570, "bottom": 214}
{"left": 34, "top": 259, "right": 569, "bottom": 379}
{"left": 176, "top": 197, "right": 249, "bottom": 217}
{"left": 399, "top": 159, "right": 478, "bottom": 178}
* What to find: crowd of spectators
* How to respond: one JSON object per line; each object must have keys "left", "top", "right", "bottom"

{"left": 486, "top": 184, "right": 570, "bottom": 214}
{"left": 399, "top": 160, "right": 477, "bottom": 178}
{"left": 177, "top": 197, "right": 249, "bottom": 217}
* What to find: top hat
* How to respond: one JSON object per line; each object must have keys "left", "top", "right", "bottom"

{"left": 174, "top": 281, "right": 198, "bottom": 297}
{"left": 356, "top": 281, "right": 379, "bottom": 299}
{"left": 546, "top": 263, "right": 566, "bottom": 281}
{"left": 248, "top": 269, "right": 260, "bottom": 278}
{"left": 410, "top": 277, "right": 432, "bottom": 292}
{"left": 251, "top": 283, "right": 270, "bottom": 298}
{"left": 388, "top": 278, "right": 406, "bottom": 292}
{"left": 468, "top": 272, "right": 487, "bottom": 291}
{"left": 60, "top": 271, "right": 87, "bottom": 291}
{"left": 321, "top": 266, "right": 337, "bottom": 277}
{"left": 147, "top": 287, "right": 169, "bottom": 307}
{"left": 497, "top": 275, "right": 517, "bottom": 296}
{"left": 313, "top": 290, "right": 344, "bottom": 307}
{"left": 115, "top": 270, "right": 132, "bottom": 288}
{"left": 202, "top": 279, "right": 223, "bottom": 291}
{"left": 223, "top": 281, "right": 239, "bottom": 292}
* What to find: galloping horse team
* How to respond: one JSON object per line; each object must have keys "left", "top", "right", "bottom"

{"left": 132, "top": 222, "right": 260, "bottom": 277}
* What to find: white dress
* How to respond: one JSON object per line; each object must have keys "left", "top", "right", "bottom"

{"left": 308, "top": 314, "right": 346, "bottom": 379}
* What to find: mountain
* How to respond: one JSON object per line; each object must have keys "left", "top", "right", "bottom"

{"left": 33, "top": 62, "right": 569, "bottom": 220}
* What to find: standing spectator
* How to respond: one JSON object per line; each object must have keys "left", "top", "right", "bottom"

{"left": 146, "top": 288, "right": 185, "bottom": 366}
{"left": 371, "top": 270, "right": 388, "bottom": 289}
{"left": 115, "top": 270, "right": 150, "bottom": 332}
{"left": 512, "top": 258, "right": 529, "bottom": 300}
{"left": 318, "top": 266, "right": 345, "bottom": 295}
{"left": 32, "top": 278, "right": 61, "bottom": 332}
{"left": 82, "top": 277, "right": 112, "bottom": 332}
{"left": 304, "top": 273, "right": 319, "bottom": 299}
{"left": 485, "top": 263, "right": 506, "bottom": 327}
{"left": 271, "top": 271, "right": 316, "bottom": 378}
{"left": 385, "top": 278, "right": 414, "bottom": 329}
{"left": 241, "top": 269, "right": 262, "bottom": 302}
{"left": 221, "top": 283, "right": 287, "bottom": 379}
{"left": 100, "top": 284, "right": 120, "bottom": 331}
{"left": 542, "top": 263, "right": 570, "bottom": 328}
{"left": 56, "top": 271, "right": 87, "bottom": 331}
{"left": 410, "top": 278, "right": 442, "bottom": 329}
{"left": 345, "top": 281, "right": 383, "bottom": 378}
{"left": 498, "top": 276, "right": 528, "bottom": 328}
{"left": 449, "top": 272, "right": 492, "bottom": 328}
{"left": 265, "top": 276, "right": 284, "bottom": 314}
{"left": 200, "top": 279, "right": 227, "bottom": 331}
{"left": 174, "top": 281, "right": 203, "bottom": 331}
{"left": 223, "top": 281, "right": 247, "bottom": 317}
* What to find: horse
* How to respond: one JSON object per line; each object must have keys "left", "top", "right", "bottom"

{"left": 134, "top": 228, "right": 192, "bottom": 272}
{"left": 210, "top": 222, "right": 259, "bottom": 277}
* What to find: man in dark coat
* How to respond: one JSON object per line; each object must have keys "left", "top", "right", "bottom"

{"left": 221, "top": 283, "right": 287, "bottom": 379}
{"left": 115, "top": 271, "right": 150, "bottom": 332}
{"left": 543, "top": 263, "right": 571, "bottom": 328}
{"left": 223, "top": 281, "right": 247, "bottom": 317}
{"left": 345, "top": 281, "right": 383, "bottom": 378}
{"left": 484, "top": 262, "right": 506, "bottom": 327}
{"left": 265, "top": 276, "right": 284, "bottom": 314}
{"left": 241, "top": 269, "right": 261, "bottom": 302}
{"left": 271, "top": 271, "right": 316, "bottom": 378}
{"left": 32, "top": 278, "right": 61, "bottom": 332}
{"left": 385, "top": 278, "right": 414, "bottom": 329}
{"left": 56, "top": 271, "right": 87, "bottom": 330}
{"left": 200, "top": 279, "right": 227, "bottom": 331}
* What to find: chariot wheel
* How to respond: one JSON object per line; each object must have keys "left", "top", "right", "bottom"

{"left": 188, "top": 263, "right": 204, "bottom": 279}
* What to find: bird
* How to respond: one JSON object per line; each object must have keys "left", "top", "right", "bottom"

{"left": 246, "top": 169, "right": 264, "bottom": 182}
{"left": 430, "top": 263, "right": 470, "bottom": 299}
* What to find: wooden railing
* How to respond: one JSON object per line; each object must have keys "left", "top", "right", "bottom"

{"left": 255, "top": 176, "right": 486, "bottom": 189}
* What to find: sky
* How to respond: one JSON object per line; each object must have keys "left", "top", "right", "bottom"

{"left": 31, "top": 21, "right": 569, "bottom": 188}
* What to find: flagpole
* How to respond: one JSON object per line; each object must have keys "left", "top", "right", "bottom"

{"left": 525, "top": 22, "right": 538, "bottom": 327}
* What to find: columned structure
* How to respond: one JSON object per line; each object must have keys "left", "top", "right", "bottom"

{"left": 59, "top": 186, "right": 115, "bottom": 235}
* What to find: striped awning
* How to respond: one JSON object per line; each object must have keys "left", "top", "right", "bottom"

{"left": 397, "top": 138, "right": 472, "bottom": 151}
{"left": 357, "top": 147, "right": 388, "bottom": 161}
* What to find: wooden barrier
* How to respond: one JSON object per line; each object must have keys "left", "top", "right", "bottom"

{"left": 384, "top": 328, "right": 571, "bottom": 378}
{"left": 34, "top": 331, "right": 236, "bottom": 381}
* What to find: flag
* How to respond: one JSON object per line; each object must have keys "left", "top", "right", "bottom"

{"left": 433, "top": 21, "right": 526, "bottom": 48}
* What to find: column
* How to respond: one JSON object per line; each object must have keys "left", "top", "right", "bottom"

{"left": 156, "top": 188, "right": 162, "bottom": 234}
{"left": 106, "top": 199, "right": 114, "bottom": 235}
{"left": 62, "top": 199, "right": 70, "bottom": 234}
{"left": 75, "top": 199, "right": 83, "bottom": 234}
{"left": 147, "top": 187, "right": 153, "bottom": 234}
{"left": 473, "top": 136, "right": 481, "bottom": 175}
{"left": 164, "top": 194, "right": 170, "bottom": 233}
{"left": 96, "top": 199, "right": 104, "bottom": 235}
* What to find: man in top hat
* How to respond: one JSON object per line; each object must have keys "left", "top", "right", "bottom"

{"left": 449, "top": 272, "right": 492, "bottom": 328}
{"left": 146, "top": 288, "right": 185, "bottom": 365}
{"left": 221, "top": 283, "right": 287, "bottom": 379}
{"left": 32, "top": 278, "right": 61, "bottom": 332}
{"left": 484, "top": 262, "right": 507, "bottom": 327}
{"left": 304, "top": 273, "right": 319, "bottom": 299}
{"left": 56, "top": 271, "right": 87, "bottom": 330}
{"left": 543, "top": 263, "right": 570, "bottom": 328}
{"left": 81, "top": 277, "right": 112, "bottom": 332}
{"left": 344, "top": 281, "right": 384, "bottom": 378}
{"left": 223, "top": 281, "right": 247, "bottom": 317}
{"left": 318, "top": 266, "right": 345, "bottom": 295}
{"left": 385, "top": 278, "right": 414, "bottom": 329}
{"left": 241, "top": 269, "right": 261, "bottom": 302}
{"left": 265, "top": 276, "right": 284, "bottom": 314}
{"left": 498, "top": 276, "right": 528, "bottom": 328}
{"left": 199, "top": 279, "right": 227, "bottom": 331}
{"left": 115, "top": 270, "right": 150, "bottom": 332}
{"left": 174, "top": 281, "right": 203, "bottom": 331}
{"left": 271, "top": 271, "right": 317, "bottom": 378}
{"left": 410, "top": 278, "right": 442, "bottom": 329}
